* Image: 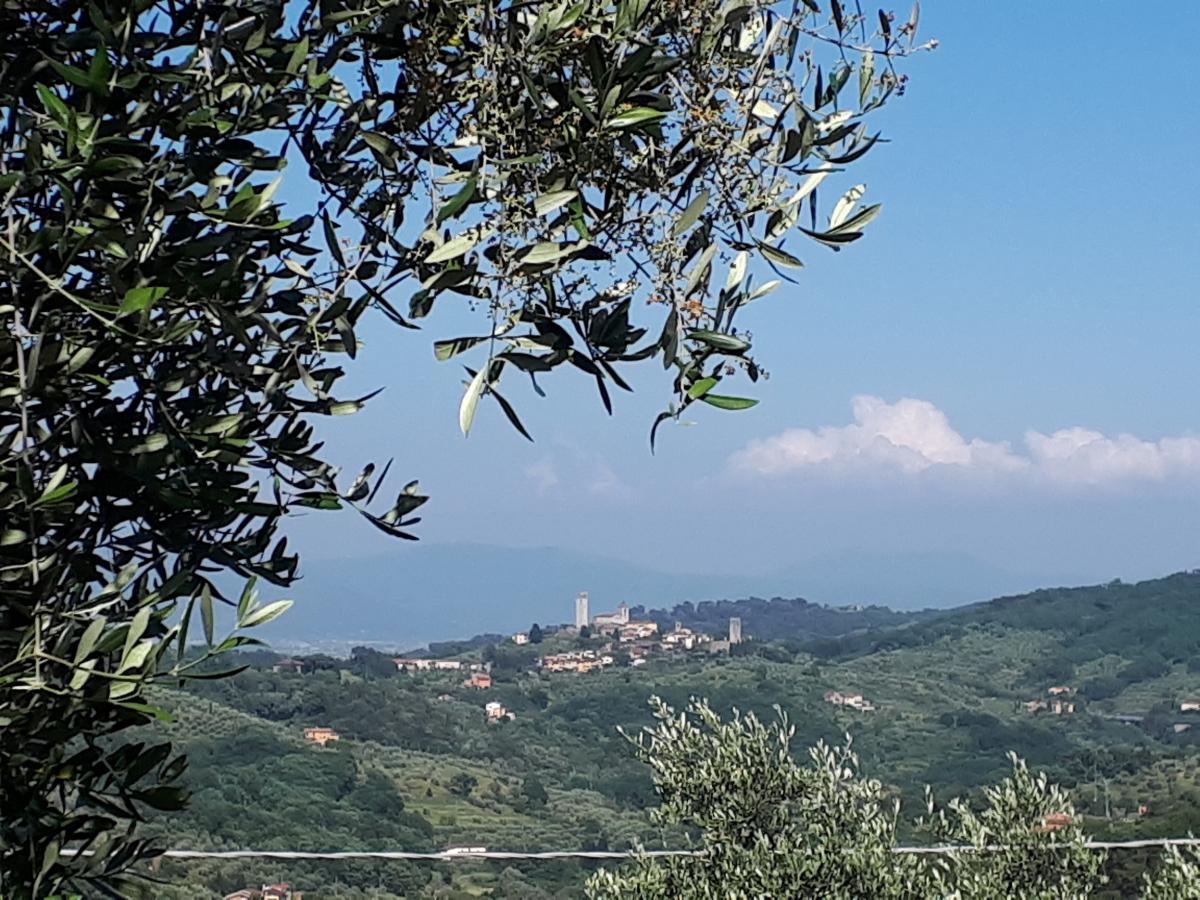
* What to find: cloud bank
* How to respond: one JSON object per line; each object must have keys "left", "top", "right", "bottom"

{"left": 731, "top": 395, "right": 1200, "bottom": 486}
{"left": 523, "top": 452, "right": 634, "bottom": 501}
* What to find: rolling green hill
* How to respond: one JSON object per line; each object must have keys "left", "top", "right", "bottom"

{"left": 808, "top": 572, "right": 1200, "bottom": 677}
{"left": 140, "top": 572, "right": 1200, "bottom": 897}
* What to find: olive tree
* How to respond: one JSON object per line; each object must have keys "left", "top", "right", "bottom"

{"left": 922, "top": 753, "right": 1107, "bottom": 898}
{"left": 586, "top": 697, "right": 935, "bottom": 898}
{"left": 0, "top": 0, "right": 928, "bottom": 894}
{"left": 1142, "top": 844, "right": 1200, "bottom": 900}
{"left": 586, "top": 698, "right": 1110, "bottom": 899}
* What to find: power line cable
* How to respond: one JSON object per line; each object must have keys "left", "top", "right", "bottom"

{"left": 59, "top": 839, "right": 1200, "bottom": 862}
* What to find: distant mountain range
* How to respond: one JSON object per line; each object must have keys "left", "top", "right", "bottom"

{"left": 256, "top": 542, "right": 1088, "bottom": 648}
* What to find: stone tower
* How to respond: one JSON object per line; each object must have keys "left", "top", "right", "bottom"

{"left": 729, "top": 616, "right": 743, "bottom": 645}
{"left": 575, "top": 592, "right": 590, "bottom": 629}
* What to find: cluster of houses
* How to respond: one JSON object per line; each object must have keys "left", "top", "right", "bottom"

{"left": 224, "top": 884, "right": 301, "bottom": 900}
{"left": 526, "top": 594, "right": 745, "bottom": 675}
{"left": 824, "top": 690, "right": 877, "bottom": 712}
{"left": 392, "top": 658, "right": 506, "bottom": 721}
{"left": 1097, "top": 701, "right": 1200, "bottom": 735}
{"left": 1026, "top": 685, "right": 1077, "bottom": 716}
{"left": 393, "top": 657, "right": 488, "bottom": 673}
{"left": 302, "top": 726, "right": 340, "bottom": 746}
{"left": 1171, "top": 700, "right": 1200, "bottom": 733}
{"left": 590, "top": 602, "right": 661, "bottom": 641}
{"left": 540, "top": 649, "right": 615, "bottom": 673}
{"left": 1025, "top": 691, "right": 1200, "bottom": 730}
{"left": 661, "top": 624, "right": 712, "bottom": 651}
{"left": 1026, "top": 698, "right": 1077, "bottom": 715}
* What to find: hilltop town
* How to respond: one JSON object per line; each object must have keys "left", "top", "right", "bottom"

{"left": 394, "top": 591, "right": 745, "bottom": 683}
{"left": 278, "top": 591, "right": 748, "bottom": 731}
{"left": 519, "top": 592, "right": 745, "bottom": 675}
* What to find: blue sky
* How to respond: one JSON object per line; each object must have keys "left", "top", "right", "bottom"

{"left": 284, "top": 4, "right": 1200, "bottom": 594}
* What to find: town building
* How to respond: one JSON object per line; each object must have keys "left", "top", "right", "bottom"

{"left": 825, "top": 691, "right": 876, "bottom": 711}
{"left": 575, "top": 591, "right": 590, "bottom": 629}
{"left": 1174, "top": 723, "right": 1192, "bottom": 734}
{"left": 1026, "top": 699, "right": 1075, "bottom": 715}
{"left": 729, "top": 617, "right": 743, "bottom": 645}
{"left": 512, "top": 632, "right": 529, "bottom": 645}
{"left": 592, "top": 602, "right": 630, "bottom": 628}
{"left": 1040, "top": 813, "right": 1072, "bottom": 833}
{"left": 662, "top": 624, "right": 711, "bottom": 651}
{"left": 539, "top": 650, "right": 613, "bottom": 674}
{"left": 393, "top": 657, "right": 463, "bottom": 672}
{"left": 616, "top": 620, "right": 659, "bottom": 642}
{"left": 1180, "top": 700, "right": 1200, "bottom": 712}
{"left": 272, "top": 658, "right": 306, "bottom": 674}
{"left": 588, "top": 601, "right": 659, "bottom": 641}
{"left": 485, "top": 701, "right": 515, "bottom": 722}
{"left": 1047, "top": 685, "right": 1074, "bottom": 696}
{"left": 463, "top": 672, "right": 493, "bottom": 689}
{"left": 302, "top": 727, "right": 340, "bottom": 746}
{"left": 223, "top": 883, "right": 304, "bottom": 900}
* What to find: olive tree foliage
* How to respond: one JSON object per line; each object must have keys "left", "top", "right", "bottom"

{"left": 0, "top": 0, "right": 926, "bottom": 894}
{"left": 921, "top": 753, "right": 1107, "bottom": 899}
{"left": 586, "top": 697, "right": 932, "bottom": 898}
{"left": 585, "top": 698, "right": 1112, "bottom": 899}
{"left": 1142, "top": 844, "right": 1200, "bottom": 900}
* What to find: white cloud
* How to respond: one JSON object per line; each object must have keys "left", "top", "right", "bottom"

{"left": 589, "top": 461, "right": 635, "bottom": 500}
{"left": 731, "top": 395, "right": 1200, "bottom": 486}
{"left": 524, "top": 453, "right": 635, "bottom": 501}
{"left": 523, "top": 458, "right": 559, "bottom": 493}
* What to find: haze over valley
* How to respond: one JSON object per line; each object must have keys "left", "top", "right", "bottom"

{"left": 261, "top": 542, "right": 1096, "bottom": 648}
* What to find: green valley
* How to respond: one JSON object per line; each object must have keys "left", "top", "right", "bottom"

{"left": 141, "top": 573, "right": 1200, "bottom": 897}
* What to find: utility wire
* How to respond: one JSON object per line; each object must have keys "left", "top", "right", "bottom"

{"left": 59, "top": 839, "right": 1200, "bottom": 862}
